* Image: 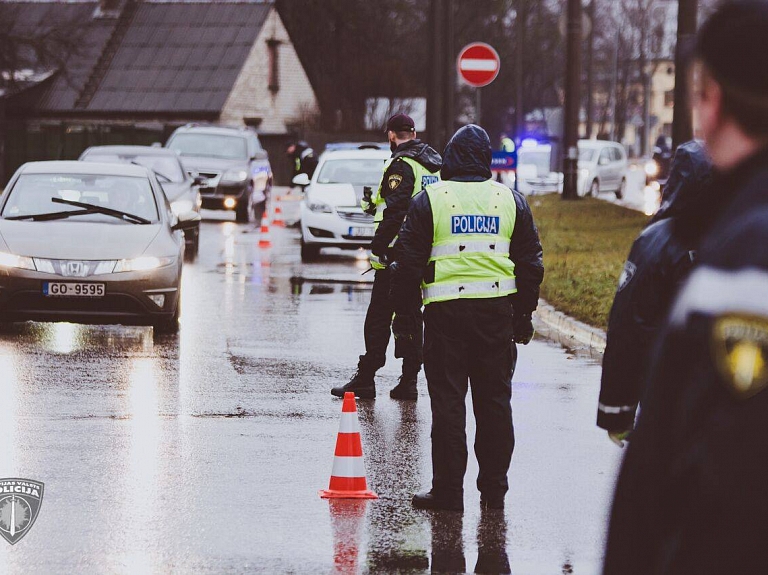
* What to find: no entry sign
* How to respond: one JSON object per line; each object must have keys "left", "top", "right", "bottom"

{"left": 457, "top": 42, "right": 500, "bottom": 88}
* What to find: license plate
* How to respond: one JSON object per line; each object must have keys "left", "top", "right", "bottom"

{"left": 43, "top": 282, "right": 106, "bottom": 297}
{"left": 348, "top": 226, "right": 375, "bottom": 238}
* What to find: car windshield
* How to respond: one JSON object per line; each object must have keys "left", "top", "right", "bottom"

{"left": 578, "top": 147, "right": 596, "bottom": 161}
{"left": 2, "top": 174, "right": 159, "bottom": 223}
{"left": 167, "top": 133, "right": 247, "bottom": 160}
{"left": 82, "top": 153, "right": 185, "bottom": 182}
{"left": 518, "top": 149, "right": 551, "bottom": 175}
{"left": 316, "top": 159, "right": 386, "bottom": 186}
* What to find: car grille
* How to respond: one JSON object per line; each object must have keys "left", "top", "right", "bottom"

{"left": 337, "top": 210, "right": 373, "bottom": 224}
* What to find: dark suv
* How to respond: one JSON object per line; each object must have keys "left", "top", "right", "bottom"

{"left": 166, "top": 124, "right": 272, "bottom": 223}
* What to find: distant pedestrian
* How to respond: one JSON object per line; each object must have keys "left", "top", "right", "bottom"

{"left": 597, "top": 140, "right": 712, "bottom": 446}
{"left": 390, "top": 124, "right": 544, "bottom": 511}
{"left": 286, "top": 141, "right": 317, "bottom": 180}
{"left": 604, "top": 2, "right": 768, "bottom": 572}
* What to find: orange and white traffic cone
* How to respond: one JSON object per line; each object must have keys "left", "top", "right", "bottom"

{"left": 258, "top": 216, "right": 272, "bottom": 248}
{"left": 320, "top": 392, "right": 378, "bottom": 499}
{"left": 272, "top": 205, "right": 286, "bottom": 228}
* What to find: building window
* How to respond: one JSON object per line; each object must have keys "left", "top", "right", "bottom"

{"left": 664, "top": 90, "right": 674, "bottom": 107}
{"left": 268, "top": 39, "right": 281, "bottom": 94}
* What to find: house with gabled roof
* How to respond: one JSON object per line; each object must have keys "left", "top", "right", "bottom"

{"left": 1, "top": 0, "right": 318, "bottom": 183}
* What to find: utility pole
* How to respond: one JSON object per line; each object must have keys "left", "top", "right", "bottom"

{"left": 515, "top": 4, "right": 525, "bottom": 145}
{"left": 427, "top": 0, "right": 454, "bottom": 152}
{"left": 672, "top": 0, "right": 697, "bottom": 147}
{"left": 585, "top": 0, "right": 594, "bottom": 139}
{"left": 562, "top": 0, "right": 582, "bottom": 200}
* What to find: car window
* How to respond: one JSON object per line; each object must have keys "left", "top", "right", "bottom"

{"left": 613, "top": 146, "right": 625, "bottom": 161}
{"left": 518, "top": 150, "right": 550, "bottom": 174}
{"left": 82, "top": 153, "right": 185, "bottom": 182}
{"left": 167, "top": 133, "right": 247, "bottom": 160}
{"left": 578, "top": 147, "right": 595, "bottom": 161}
{"left": 316, "top": 159, "right": 386, "bottom": 186}
{"left": 2, "top": 174, "right": 160, "bottom": 222}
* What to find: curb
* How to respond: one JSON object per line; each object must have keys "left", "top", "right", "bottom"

{"left": 533, "top": 299, "right": 607, "bottom": 354}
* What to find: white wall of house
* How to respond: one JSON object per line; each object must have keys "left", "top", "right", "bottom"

{"left": 220, "top": 8, "right": 318, "bottom": 134}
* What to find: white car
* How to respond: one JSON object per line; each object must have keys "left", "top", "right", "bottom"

{"left": 297, "top": 146, "right": 390, "bottom": 262}
{"left": 577, "top": 140, "right": 629, "bottom": 199}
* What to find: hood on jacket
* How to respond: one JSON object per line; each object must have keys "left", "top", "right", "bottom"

{"left": 652, "top": 139, "right": 713, "bottom": 225}
{"left": 440, "top": 124, "right": 492, "bottom": 182}
{"left": 392, "top": 139, "right": 442, "bottom": 173}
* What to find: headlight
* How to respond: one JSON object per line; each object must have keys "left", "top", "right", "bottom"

{"left": 171, "top": 199, "right": 195, "bottom": 215}
{"left": 0, "top": 251, "right": 35, "bottom": 271}
{"left": 308, "top": 201, "right": 333, "bottom": 214}
{"left": 645, "top": 160, "right": 659, "bottom": 177}
{"left": 113, "top": 256, "right": 175, "bottom": 273}
{"left": 221, "top": 169, "right": 249, "bottom": 183}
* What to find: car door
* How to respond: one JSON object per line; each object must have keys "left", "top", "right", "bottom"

{"left": 612, "top": 145, "right": 627, "bottom": 188}
{"left": 597, "top": 147, "right": 614, "bottom": 190}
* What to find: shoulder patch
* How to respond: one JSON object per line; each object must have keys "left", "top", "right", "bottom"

{"left": 617, "top": 261, "right": 637, "bottom": 292}
{"left": 712, "top": 315, "right": 768, "bottom": 399}
{"left": 388, "top": 174, "right": 403, "bottom": 190}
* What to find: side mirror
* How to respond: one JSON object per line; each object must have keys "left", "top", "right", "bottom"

{"left": 172, "top": 211, "right": 201, "bottom": 231}
{"left": 192, "top": 173, "right": 206, "bottom": 186}
{"left": 292, "top": 173, "right": 310, "bottom": 187}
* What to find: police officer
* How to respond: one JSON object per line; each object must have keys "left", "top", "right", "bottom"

{"left": 286, "top": 141, "right": 317, "bottom": 179}
{"left": 391, "top": 124, "right": 543, "bottom": 511}
{"left": 331, "top": 113, "right": 442, "bottom": 400}
{"left": 605, "top": 3, "right": 768, "bottom": 572}
{"left": 597, "top": 141, "right": 712, "bottom": 446}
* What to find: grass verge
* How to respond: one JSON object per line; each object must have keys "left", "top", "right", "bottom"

{"left": 528, "top": 194, "right": 649, "bottom": 329}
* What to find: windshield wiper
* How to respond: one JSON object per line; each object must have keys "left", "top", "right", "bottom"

{"left": 51, "top": 198, "right": 151, "bottom": 224}
{"left": 5, "top": 208, "right": 97, "bottom": 221}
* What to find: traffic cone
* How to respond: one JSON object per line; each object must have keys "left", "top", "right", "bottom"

{"left": 258, "top": 216, "right": 272, "bottom": 248}
{"left": 320, "top": 392, "right": 378, "bottom": 499}
{"left": 272, "top": 205, "right": 286, "bottom": 227}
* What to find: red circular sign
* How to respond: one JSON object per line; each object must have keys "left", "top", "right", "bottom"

{"left": 457, "top": 42, "right": 500, "bottom": 88}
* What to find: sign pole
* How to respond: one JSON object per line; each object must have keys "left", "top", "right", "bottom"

{"left": 475, "top": 88, "right": 481, "bottom": 125}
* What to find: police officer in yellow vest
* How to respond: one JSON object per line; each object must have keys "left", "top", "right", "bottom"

{"left": 391, "top": 124, "right": 544, "bottom": 511}
{"left": 331, "top": 113, "right": 442, "bottom": 400}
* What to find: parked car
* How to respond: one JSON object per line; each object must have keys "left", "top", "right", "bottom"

{"left": 0, "top": 161, "right": 199, "bottom": 334}
{"left": 577, "top": 140, "right": 629, "bottom": 199}
{"left": 79, "top": 145, "right": 202, "bottom": 257}
{"left": 297, "top": 145, "right": 389, "bottom": 262}
{"left": 514, "top": 142, "right": 562, "bottom": 195}
{"left": 165, "top": 124, "right": 272, "bottom": 223}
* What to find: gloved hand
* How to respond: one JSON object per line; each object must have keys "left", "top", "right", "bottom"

{"left": 393, "top": 312, "right": 421, "bottom": 359}
{"left": 362, "top": 186, "right": 376, "bottom": 216}
{"left": 608, "top": 429, "right": 632, "bottom": 448}
{"left": 512, "top": 313, "right": 534, "bottom": 345}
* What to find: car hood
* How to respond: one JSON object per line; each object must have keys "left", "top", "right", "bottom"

{"left": 308, "top": 183, "right": 362, "bottom": 208}
{"left": 0, "top": 221, "right": 162, "bottom": 259}
{"left": 177, "top": 156, "right": 246, "bottom": 174}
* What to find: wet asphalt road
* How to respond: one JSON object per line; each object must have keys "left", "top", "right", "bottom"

{"left": 0, "top": 193, "right": 622, "bottom": 574}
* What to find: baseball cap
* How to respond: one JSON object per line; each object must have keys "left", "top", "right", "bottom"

{"left": 385, "top": 113, "right": 416, "bottom": 133}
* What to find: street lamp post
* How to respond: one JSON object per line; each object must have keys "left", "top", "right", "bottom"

{"left": 672, "top": 0, "right": 697, "bottom": 147}
{"left": 562, "top": 0, "right": 582, "bottom": 200}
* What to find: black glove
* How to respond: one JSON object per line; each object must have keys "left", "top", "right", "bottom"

{"left": 362, "top": 186, "right": 376, "bottom": 216}
{"left": 393, "top": 312, "right": 420, "bottom": 359}
{"left": 513, "top": 313, "right": 534, "bottom": 345}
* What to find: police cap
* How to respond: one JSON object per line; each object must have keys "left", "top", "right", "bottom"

{"left": 386, "top": 113, "right": 416, "bottom": 133}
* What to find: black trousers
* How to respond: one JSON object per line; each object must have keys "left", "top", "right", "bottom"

{"left": 362, "top": 267, "right": 423, "bottom": 373}
{"left": 423, "top": 297, "right": 517, "bottom": 499}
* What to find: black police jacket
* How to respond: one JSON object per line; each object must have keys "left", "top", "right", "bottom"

{"left": 369, "top": 139, "right": 442, "bottom": 260}
{"left": 390, "top": 125, "right": 543, "bottom": 316}
{"left": 604, "top": 147, "right": 768, "bottom": 575}
{"left": 597, "top": 141, "right": 712, "bottom": 432}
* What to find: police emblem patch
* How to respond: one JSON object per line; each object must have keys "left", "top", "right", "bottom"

{"left": 712, "top": 315, "right": 768, "bottom": 399}
{"left": 388, "top": 174, "right": 403, "bottom": 190}
{"left": 617, "top": 261, "right": 636, "bottom": 292}
{"left": 0, "top": 478, "right": 44, "bottom": 545}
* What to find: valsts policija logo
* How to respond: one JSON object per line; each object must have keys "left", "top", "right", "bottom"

{"left": 0, "top": 478, "right": 44, "bottom": 545}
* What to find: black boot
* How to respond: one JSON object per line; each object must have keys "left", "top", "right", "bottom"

{"left": 331, "top": 357, "right": 376, "bottom": 399}
{"left": 412, "top": 490, "right": 464, "bottom": 512}
{"left": 390, "top": 371, "right": 418, "bottom": 400}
